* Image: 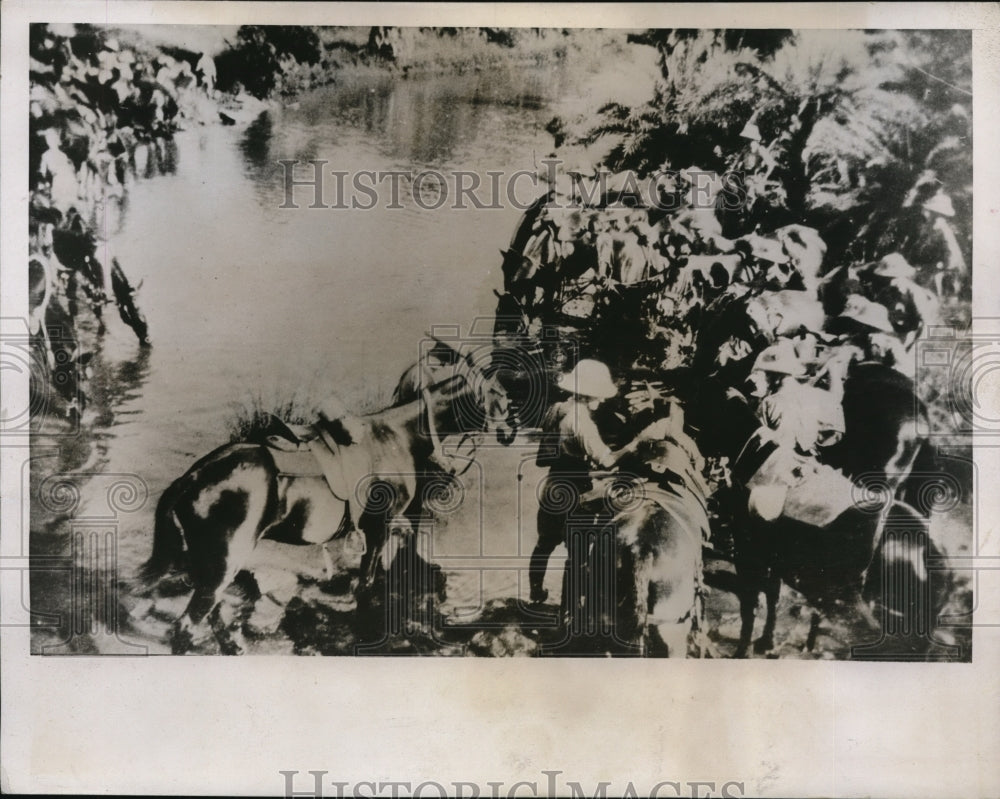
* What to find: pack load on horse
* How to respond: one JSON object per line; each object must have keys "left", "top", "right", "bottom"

{"left": 529, "top": 359, "right": 685, "bottom": 602}
{"left": 139, "top": 339, "right": 517, "bottom": 653}
{"left": 560, "top": 433, "right": 711, "bottom": 657}
{"left": 712, "top": 354, "right": 949, "bottom": 658}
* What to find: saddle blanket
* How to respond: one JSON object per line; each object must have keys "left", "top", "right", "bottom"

{"left": 582, "top": 476, "right": 712, "bottom": 543}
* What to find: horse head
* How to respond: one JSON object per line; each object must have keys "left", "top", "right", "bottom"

{"left": 444, "top": 339, "right": 518, "bottom": 445}
{"left": 394, "top": 336, "right": 519, "bottom": 446}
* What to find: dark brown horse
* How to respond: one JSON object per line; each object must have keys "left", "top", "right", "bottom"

{"left": 730, "top": 363, "right": 946, "bottom": 657}
{"left": 734, "top": 493, "right": 950, "bottom": 659}
{"left": 140, "top": 360, "right": 515, "bottom": 654}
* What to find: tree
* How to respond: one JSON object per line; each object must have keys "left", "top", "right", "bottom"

{"left": 216, "top": 26, "right": 321, "bottom": 99}
{"left": 576, "top": 28, "right": 971, "bottom": 289}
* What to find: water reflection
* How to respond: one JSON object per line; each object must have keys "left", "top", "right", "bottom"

{"left": 136, "top": 136, "right": 179, "bottom": 179}
{"left": 239, "top": 110, "right": 273, "bottom": 174}
{"left": 88, "top": 342, "right": 152, "bottom": 433}
{"left": 275, "top": 66, "right": 570, "bottom": 176}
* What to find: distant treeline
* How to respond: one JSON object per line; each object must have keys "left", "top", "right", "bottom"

{"left": 211, "top": 26, "right": 580, "bottom": 100}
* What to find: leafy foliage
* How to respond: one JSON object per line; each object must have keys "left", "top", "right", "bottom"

{"left": 216, "top": 26, "right": 321, "bottom": 99}
{"left": 576, "top": 29, "right": 972, "bottom": 282}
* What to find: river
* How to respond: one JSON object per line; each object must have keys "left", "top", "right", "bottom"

{"left": 30, "top": 51, "right": 664, "bottom": 654}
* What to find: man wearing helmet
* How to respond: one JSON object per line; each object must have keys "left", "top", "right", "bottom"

{"left": 528, "top": 358, "right": 670, "bottom": 604}
{"left": 861, "top": 253, "right": 939, "bottom": 350}
{"left": 746, "top": 340, "right": 808, "bottom": 450}
{"left": 824, "top": 294, "right": 911, "bottom": 382}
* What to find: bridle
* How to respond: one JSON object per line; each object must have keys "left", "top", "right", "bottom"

{"left": 417, "top": 359, "right": 517, "bottom": 474}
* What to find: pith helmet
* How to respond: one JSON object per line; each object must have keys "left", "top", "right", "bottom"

{"left": 922, "top": 192, "right": 956, "bottom": 218}
{"left": 871, "top": 253, "right": 916, "bottom": 280}
{"left": 740, "top": 119, "right": 762, "bottom": 141}
{"left": 752, "top": 339, "right": 805, "bottom": 376}
{"left": 836, "top": 294, "right": 895, "bottom": 333}
{"left": 557, "top": 359, "right": 617, "bottom": 400}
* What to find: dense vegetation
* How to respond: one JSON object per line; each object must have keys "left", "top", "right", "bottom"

{"left": 572, "top": 29, "right": 971, "bottom": 298}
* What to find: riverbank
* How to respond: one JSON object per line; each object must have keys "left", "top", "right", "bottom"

{"left": 24, "top": 25, "right": 972, "bottom": 660}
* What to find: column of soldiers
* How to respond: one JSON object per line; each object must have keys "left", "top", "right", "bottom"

{"left": 504, "top": 155, "right": 959, "bottom": 567}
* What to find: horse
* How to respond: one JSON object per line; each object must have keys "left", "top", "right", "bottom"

{"left": 139, "top": 357, "right": 516, "bottom": 654}
{"left": 558, "top": 437, "right": 710, "bottom": 657}
{"left": 733, "top": 488, "right": 949, "bottom": 659}
{"left": 391, "top": 337, "right": 518, "bottom": 447}
{"left": 51, "top": 223, "right": 150, "bottom": 346}
{"left": 728, "top": 363, "right": 945, "bottom": 657}
{"left": 500, "top": 193, "right": 557, "bottom": 319}
{"left": 500, "top": 190, "right": 650, "bottom": 324}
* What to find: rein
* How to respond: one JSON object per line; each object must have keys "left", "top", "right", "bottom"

{"left": 416, "top": 364, "right": 510, "bottom": 472}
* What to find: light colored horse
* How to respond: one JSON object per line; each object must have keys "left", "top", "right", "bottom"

{"left": 140, "top": 354, "right": 515, "bottom": 653}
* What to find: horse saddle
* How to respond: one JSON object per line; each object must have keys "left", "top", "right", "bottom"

{"left": 643, "top": 481, "right": 712, "bottom": 543}
{"left": 264, "top": 414, "right": 369, "bottom": 503}
{"left": 264, "top": 417, "right": 324, "bottom": 475}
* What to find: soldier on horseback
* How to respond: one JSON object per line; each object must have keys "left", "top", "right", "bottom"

{"left": 528, "top": 359, "right": 670, "bottom": 603}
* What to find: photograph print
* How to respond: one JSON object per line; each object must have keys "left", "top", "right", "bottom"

{"left": 22, "top": 21, "right": 976, "bottom": 659}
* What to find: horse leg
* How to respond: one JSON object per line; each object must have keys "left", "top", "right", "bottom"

{"left": 644, "top": 546, "right": 697, "bottom": 659}
{"left": 171, "top": 583, "right": 221, "bottom": 654}
{"left": 174, "top": 531, "right": 255, "bottom": 655}
{"left": 655, "top": 622, "right": 692, "bottom": 659}
{"left": 805, "top": 611, "right": 822, "bottom": 652}
{"left": 528, "top": 537, "right": 560, "bottom": 604}
{"left": 381, "top": 519, "right": 412, "bottom": 573}
{"left": 170, "top": 462, "right": 271, "bottom": 654}
{"left": 646, "top": 584, "right": 695, "bottom": 658}
{"left": 355, "top": 512, "right": 389, "bottom": 612}
{"left": 735, "top": 585, "right": 758, "bottom": 659}
{"left": 754, "top": 575, "right": 781, "bottom": 654}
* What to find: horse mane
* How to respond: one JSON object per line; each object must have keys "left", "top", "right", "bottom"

{"left": 322, "top": 416, "right": 357, "bottom": 447}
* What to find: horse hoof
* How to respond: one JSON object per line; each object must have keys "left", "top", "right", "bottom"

{"left": 169, "top": 626, "right": 194, "bottom": 655}
{"left": 220, "top": 639, "right": 245, "bottom": 656}
{"left": 734, "top": 645, "right": 750, "bottom": 659}
{"left": 529, "top": 588, "right": 549, "bottom": 604}
{"left": 753, "top": 636, "right": 774, "bottom": 655}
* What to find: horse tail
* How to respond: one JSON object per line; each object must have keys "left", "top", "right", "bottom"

{"left": 866, "top": 500, "right": 939, "bottom": 647}
{"left": 138, "top": 479, "right": 186, "bottom": 585}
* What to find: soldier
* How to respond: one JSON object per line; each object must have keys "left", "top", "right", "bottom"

{"left": 751, "top": 339, "right": 844, "bottom": 466}
{"left": 862, "top": 253, "right": 939, "bottom": 348}
{"left": 822, "top": 294, "right": 911, "bottom": 388}
{"left": 528, "top": 359, "right": 670, "bottom": 603}
{"left": 921, "top": 191, "right": 967, "bottom": 298}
